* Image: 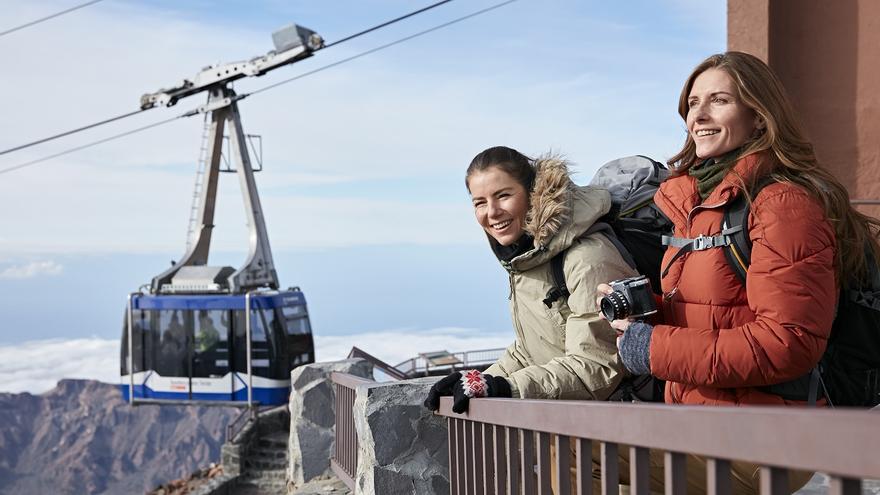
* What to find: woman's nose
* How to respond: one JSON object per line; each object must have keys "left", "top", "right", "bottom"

{"left": 691, "top": 101, "right": 709, "bottom": 121}
{"left": 486, "top": 200, "right": 502, "bottom": 217}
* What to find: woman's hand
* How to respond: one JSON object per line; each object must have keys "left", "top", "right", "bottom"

{"left": 596, "top": 283, "right": 632, "bottom": 342}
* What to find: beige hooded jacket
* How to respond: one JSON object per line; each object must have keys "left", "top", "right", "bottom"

{"left": 483, "top": 156, "right": 635, "bottom": 400}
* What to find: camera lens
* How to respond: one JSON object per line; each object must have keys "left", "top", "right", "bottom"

{"left": 601, "top": 291, "right": 630, "bottom": 321}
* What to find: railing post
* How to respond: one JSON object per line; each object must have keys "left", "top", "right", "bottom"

{"left": 759, "top": 467, "right": 788, "bottom": 495}
{"left": 707, "top": 458, "right": 731, "bottom": 495}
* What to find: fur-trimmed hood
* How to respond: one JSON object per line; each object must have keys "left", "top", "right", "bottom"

{"left": 503, "top": 155, "right": 611, "bottom": 271}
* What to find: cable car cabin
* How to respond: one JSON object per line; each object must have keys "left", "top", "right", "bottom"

{"left": 120, "top": 290, "right": 314, "bottom": 406}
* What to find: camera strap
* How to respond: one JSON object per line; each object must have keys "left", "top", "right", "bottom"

{"left": 659, "top": 225, "right": 743, "bottom": 279}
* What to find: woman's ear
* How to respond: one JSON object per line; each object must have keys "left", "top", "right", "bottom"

{"left": 754, "top": 115, "right": 766, "bottom": 131}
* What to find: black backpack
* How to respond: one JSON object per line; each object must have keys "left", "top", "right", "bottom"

{"left": 542, "top": 155, "right": 673, "bottom": 402}
{"left": 721, "top": 182, "right": 880, "bottom": 407}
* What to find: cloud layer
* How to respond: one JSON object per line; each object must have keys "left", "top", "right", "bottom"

{"left": 0, "top": 260, "right": 63, "bottom": 279}
{"left": 0, "top": 329, "right": 513, "bottom": 394}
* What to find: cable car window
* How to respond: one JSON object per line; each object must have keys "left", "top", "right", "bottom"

{"left": 192, "top": 310, "right": 229, "bottom": 378}
{"left": 120, "top": 309, "right": 152, "bottom": 375}
{"left": 156, "top": 310, "right": 189, "bottom": 377}
{"left": 281, "top": 305, "right": 306, "bottom": 319}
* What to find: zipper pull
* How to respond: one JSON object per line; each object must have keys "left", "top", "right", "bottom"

{"left": 663, "top": 286, "right": 679, "bottom": 303}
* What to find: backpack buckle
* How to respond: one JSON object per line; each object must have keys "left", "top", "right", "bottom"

{"left": 692, "top": 235, "right": 713, "bottom": 251}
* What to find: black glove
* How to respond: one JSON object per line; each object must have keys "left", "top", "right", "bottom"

{"left": 423, "top": 370, "right": 512, "bottom": 414}
{"left": 423, "top": 371, "right": 462, "bottom": 411}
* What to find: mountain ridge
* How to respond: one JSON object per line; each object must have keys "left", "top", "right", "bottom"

{"left": 0, "top": 379, "right": 238, "bottom": 495}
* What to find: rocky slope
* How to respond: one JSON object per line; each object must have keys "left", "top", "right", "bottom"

{"left": 0, "top": 379, "right": 238, "bottom": 495}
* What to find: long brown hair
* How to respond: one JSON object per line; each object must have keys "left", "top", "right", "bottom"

{"left": 668, "top": 51, "right": 880, "bottom": 286}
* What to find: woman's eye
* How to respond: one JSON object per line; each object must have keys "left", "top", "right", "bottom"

{"left": 712, "top": 96, "right": 728, "bottom": 104}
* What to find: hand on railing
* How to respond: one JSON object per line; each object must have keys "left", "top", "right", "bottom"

{"left": 423, "top": 370, "right": 512, "bottom": 414}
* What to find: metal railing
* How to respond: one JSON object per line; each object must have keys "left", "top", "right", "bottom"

{"left": 330, "top": 372, "right": 376, "bottom": 490}
{"left": 348, "top": 346, "right": 408, "bottom": 380}
{"left": 394, "top": 347, "right": 505, "bottom": 377}
{"left": 436, "top": 397, "right": 880, "bottom": 495}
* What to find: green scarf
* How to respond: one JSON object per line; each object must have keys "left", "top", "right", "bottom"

{"left": 688, "top": 148, "right": 742, "bottom": 200}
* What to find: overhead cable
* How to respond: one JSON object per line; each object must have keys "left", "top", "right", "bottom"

{"left": 321, "top": 0, "right": 454, "bottom": 49}
{"left": 0, "top": 0, "right": 458, "bottom": 157}
{"left": 0, "top": 0, "right": 519, "bottom": 175}
{"left": 0, "top": 109, "right": 147, "bottom": 157}
{"left": 247, "top": 0, "right": 519, "bottom": 97}
{"left": 0, "top": 0, "right": 106, "bottom": 38}
{"left": 0, "top": 115, "right": 183, "bottom": 176}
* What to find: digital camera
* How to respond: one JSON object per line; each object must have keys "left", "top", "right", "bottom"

{"left": 600, "top": 275, "right": 657, "bottom": 321}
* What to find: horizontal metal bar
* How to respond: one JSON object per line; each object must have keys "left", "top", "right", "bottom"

{"left": 851, "top": 200, "right": 880, "bottom": 205}
{"left": 330, "top": 371, "right": 375, "bottom": 388}
{"left": 436, "top": 397, "right": 880, "bottom": 479}
{"left": 131, "top": 398, "right": 258, "bottom": 407}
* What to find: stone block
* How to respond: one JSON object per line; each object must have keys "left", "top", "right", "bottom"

{"left": 288, "top": 359, "right": 373, "bottom": 490}
{"left": 354, "top": 377, "right": 448, "bottom": 495}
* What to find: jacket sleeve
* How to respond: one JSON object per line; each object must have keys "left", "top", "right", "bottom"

{"left": 485, "top": 340, "right": 530, "bottom": 377}
{"left": 650, "top": 187, "right": 837, "bottom": 387}
{"left": 504, "top": 236, "right": 633, "bottom": 400}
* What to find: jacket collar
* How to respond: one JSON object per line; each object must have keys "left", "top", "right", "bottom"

{"left": 656, "top": 151, "right": 769, "bottom": 223}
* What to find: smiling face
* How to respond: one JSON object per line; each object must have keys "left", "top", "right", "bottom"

{"left": 468, "top": 166, "right": 529, "bottom": 246}
{"left": 686, "top": 68, "right": 760, "bottom": 160}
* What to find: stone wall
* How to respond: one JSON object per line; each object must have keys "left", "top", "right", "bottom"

{"left": 287, "top": 359, "right": 374, "bottom": 490}
{"left": 354, "top": 377, "right": 448, "bottom": 495}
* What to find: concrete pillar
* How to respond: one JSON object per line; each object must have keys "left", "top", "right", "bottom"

{"left": 728, "top": 0, "right": 880, "bottom": 216}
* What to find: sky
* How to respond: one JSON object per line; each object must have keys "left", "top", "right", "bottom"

{"left": 0, "top": 0, "right": 727, "bottom": 393}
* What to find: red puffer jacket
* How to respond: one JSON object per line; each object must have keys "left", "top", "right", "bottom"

{"left": 651, "top": 152, "right": 837, "bottom": 406}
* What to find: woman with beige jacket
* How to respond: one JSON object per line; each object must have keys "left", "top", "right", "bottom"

{"left": 424, "top": 145, "right": 635, "bottom": 412}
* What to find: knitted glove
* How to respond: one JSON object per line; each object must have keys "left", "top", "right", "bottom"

{"left": 618, "top": 321, "right": 653, "bottom": 376}
{"left": 451, "top": 370, "right": 512, "bottom": 414}
{"left": 422, "top": 370, "right": 512, "bottom": 413}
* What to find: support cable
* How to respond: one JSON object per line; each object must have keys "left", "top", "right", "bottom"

{"left": 320, "top": 0, "right": 454, "bottom": 49}
{"left": 0, "top": 115, "right": 183, "bottom": 176}
{"left": 0, "top": 0, "right": 519, "bottom": 175}
{"left": 0, "top": 109, "right": 147, "bottom": 157}
{"left": 0, "top": 0, "right": 457, "bottom": 158}
{"left": 247, "top": 0, "right": 518, "bottom": 97}
{"left": 0, "top": 0, "right": 105, "bottom": 38}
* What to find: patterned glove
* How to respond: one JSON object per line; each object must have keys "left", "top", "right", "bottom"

{"left": 423, "top": 370, "right": 512, "bottom": 414}
{"left": 451, "top": 370, "right": 512, "bottom": 414}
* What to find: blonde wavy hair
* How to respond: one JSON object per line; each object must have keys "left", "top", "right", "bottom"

{"left": 668, "top": 51, "right": 880, "bottom": 286}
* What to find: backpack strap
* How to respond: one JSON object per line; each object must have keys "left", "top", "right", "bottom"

{"left": 542, "top": 221, "right": 639, "bottom": 308}
{"left": 721, "top": 178, "right": 777, "bottom": 284}
{"left": 543, "top": 251, "right": 569, "bottom": 308}
{"left": 659, "top": 226, "right": 743, "bottom": 279}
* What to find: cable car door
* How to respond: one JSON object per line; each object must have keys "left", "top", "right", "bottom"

{"left": 191, "top": 309, "right": 233, "bottom": 401}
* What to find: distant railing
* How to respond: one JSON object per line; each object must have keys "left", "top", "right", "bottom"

{"left": 348, "top": 346, "right": 408, "bottom": 380}
{"left": 436, "top": 397, "right": 880, "bottom": 495}
{"left": 394, "top": 347, "right": 505, "bottom": 377}
{"left": 330, "top": 372, "right": 375, "bottom": 490}
{"left": 225, "top": 406, "right": 257, "bottom": 444}
{"left": 850, "top": 199, "right": 880, "bottom": 206}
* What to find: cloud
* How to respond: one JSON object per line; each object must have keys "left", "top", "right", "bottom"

{"left": 0, "top": 329, "right": 513, "bottom": 394}
{"left": 0, "top": 337, "right": 119, "bottom": 394}
{"left": 0, "top": 260, "right": 63, "bottom": 279}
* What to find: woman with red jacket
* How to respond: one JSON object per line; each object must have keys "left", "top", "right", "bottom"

{"left": 604, "top": 52, "right": 880, "bottom": 494}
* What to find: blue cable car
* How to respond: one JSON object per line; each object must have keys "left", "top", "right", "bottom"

{"left": 121, "top": 290, "right": 314, "bottom": 405}
{"left": 120, "top": 26, "right": 322, "bottom": 406}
